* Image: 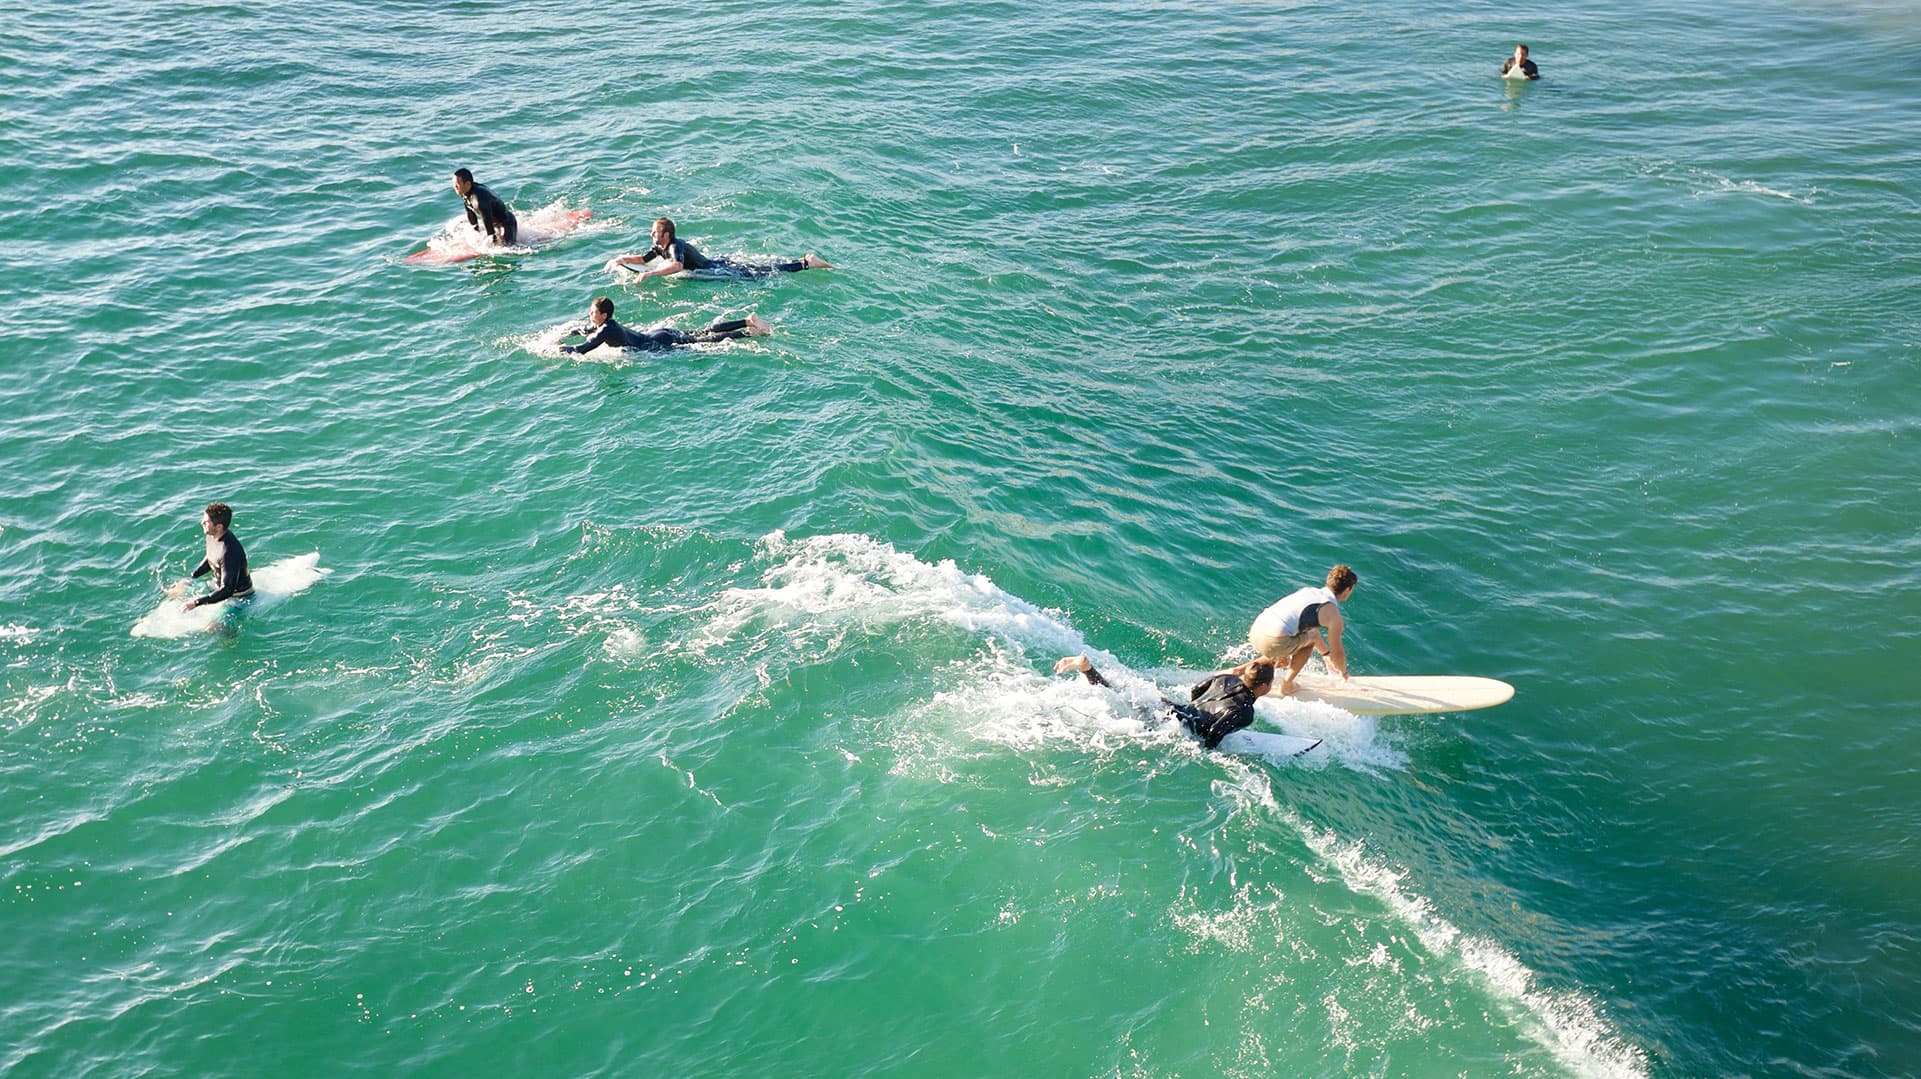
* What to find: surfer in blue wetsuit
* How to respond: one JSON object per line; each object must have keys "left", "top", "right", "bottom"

{"left": 558, "top": 296, "right": 771, "bottom": 354}
{"left": 451, "top": 168, "right": 517, "bottom": 246}
{"left": 609, "top": 218, "right": 830, "bottom": 280}
{"left": 171, "top": 502, "right": 253, "bottom": 611}
{"left": 1249, "top": 564, "right": 1357, "bottom": 696}
{"left": 1052, "top": 654, "right": 1276, "bottom": 749}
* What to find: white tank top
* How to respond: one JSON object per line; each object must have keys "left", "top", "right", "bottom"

{"left": 1257, "top": 586, "right": 1337, "bottom": 636}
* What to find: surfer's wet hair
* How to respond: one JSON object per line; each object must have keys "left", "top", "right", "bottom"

{"left": 452, "top": 168, "right": 474, "bottom": 184}
{"left": 205, "top": 502, "right": 233, "bottom": 528}
{"left": 653, "top": 217, "right": 676, "bottom": 242}
{"left": 1327, "top": 564, "right": 1358, "bottom": 595}
{"left": 1230, "top": 658, "right": 1276, "bottom": 693}
{"left": 592, "top": 297, "right": 615, "bottom": 317}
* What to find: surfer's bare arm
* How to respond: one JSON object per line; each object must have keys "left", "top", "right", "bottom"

{"left": 1322, "top": 608, "right": 1348, "bottom": 679}
{"left": 1053, "top": 654, "right": 1109, "bottom": 687}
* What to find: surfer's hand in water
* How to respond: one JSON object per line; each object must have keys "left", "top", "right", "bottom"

{"left": 164, "top": 581, "right": 187, "bottom": 598}
{"left": 1053, "top": 654, "right": 1093, "bottom": 675}
{"left": 181, "top": 598, "right": 201, "bottom": 611}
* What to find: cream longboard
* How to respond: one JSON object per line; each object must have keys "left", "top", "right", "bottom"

{"left": 1286, "top": 674, "right": 1514, "bottom": 716}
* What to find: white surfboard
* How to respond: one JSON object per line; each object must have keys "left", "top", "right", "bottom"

{"left": 1216, "top": 729, "right": 1322, "bottom": 759}
{"left": 132, "top": 552, "right": 331, "bottom": 638}
{"left": 1286, "top": 674, "right": 1513, "bottom": 716}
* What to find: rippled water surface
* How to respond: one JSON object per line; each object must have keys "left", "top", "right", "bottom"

{"left": 4, "top": 1, "right": 1919, "bottom": 1075}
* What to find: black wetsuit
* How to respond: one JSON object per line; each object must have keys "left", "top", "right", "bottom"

{"left": 463, "top": 182, "right": 518, "bottom": 244}
{"left": 633, "top": 238, "right": 807, "bottom": 276}
{"left": 189, "top": 531, "right": 253, "bottom": 609}
{"left": 1079, "top": 665, "right": 1259, "bottom": 749}
{"left": 1502, "top": 57, "right": 1540, "bottom": 79}
{"left": 560, "top": 316, "right": 759, "bottom": 354}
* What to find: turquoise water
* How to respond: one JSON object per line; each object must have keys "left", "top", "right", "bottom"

{"left": 4, "top": 1, "right": 1919, "bottom": 1074}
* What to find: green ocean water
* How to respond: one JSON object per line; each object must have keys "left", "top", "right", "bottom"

{"left": 3, "top": 1, "right": 1919, "bottom": 1075}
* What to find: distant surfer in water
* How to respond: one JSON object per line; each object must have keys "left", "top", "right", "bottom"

{"left": 609, "top": 218, "right": 830, "bottom": 280}
{"left": 1501, "top": 43, "right": 1540, "bottom": 80}
{"left": 558, "top": 296, "right": 771, "bottom": 354}
{"left": 1053, "top": 654, "right": 1277, "bottom": 749}
{"left": 168, "top": 502, "right": 253, "bottom": 612}
{"left": 451, "top": 168, "right": 517, "bottom": 246}
{"left": 1249, "top": 564, "right": 1357, "bottom": 695}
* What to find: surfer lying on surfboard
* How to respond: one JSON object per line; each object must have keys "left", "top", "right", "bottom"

{"left": 608, "top": 218, "right": 830, "bottom": 280}
{"left": 1053, "top": 654, "right": 1276, "bottom": 749}
{"left": 1250, "top": 564, "right": 1356, "bottom": 696}
{"left": 557, "top": 297, "right": 771, "bottom": 354}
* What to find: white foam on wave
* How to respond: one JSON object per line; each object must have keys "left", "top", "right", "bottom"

{"left": 1637, "top": 160, "right": 1818, "bottom": 204}
{"left": 1289, "top": 813, "right": 1650, "bottom": 1079}
{"left": 708, "top": 532, "right": 1392, "bottom": 767}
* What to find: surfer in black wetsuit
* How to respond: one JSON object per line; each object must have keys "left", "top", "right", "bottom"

{"left": 1052, "top": 654, "right": 1276, "bottom": 749}
{"left": 609, "top": 218, "right": 830, "bottom": 280}
{"left": 1501, "top": 43, "right": 1540, "bottom": 80}
{"left": 176, "top": 502, "right": 253, "bottom": 611}
{"left": 451, "top": 168, "right": 517, "bottom": 245}
{"left": 557, "top": 296, "right": 771, "bottom": 354}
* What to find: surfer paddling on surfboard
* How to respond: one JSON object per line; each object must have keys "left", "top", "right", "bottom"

{"left": 609, "top": 218, "right": 830, "bottom": 280}
{"left": 451, "top": 168, "right": 517, "bottom": 247}
{"left": 1052, "top": 654, "right": 1278, "bottom": 750}
{"left": 1250, "top": 564, "right": 1357, "bottom": 696}
{"left": 558, "top": 296, "right": 771, "bottom": 354}
{"left": 165, "top": 502, "right": 253, "bottom": 613}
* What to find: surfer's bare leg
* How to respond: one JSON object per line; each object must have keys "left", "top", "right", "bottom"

{"left": 1279, "top": 643, "right": 1316, "bottom": 694}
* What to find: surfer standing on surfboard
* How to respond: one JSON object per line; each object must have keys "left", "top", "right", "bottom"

{"left": 166, "top": 502, "right": 253, "bottom": 612}
{"left": 609, "top": 218, "right": 830, "bottom": 280}
{"left": 1501, "top": 43, "right": 1540, "bottom": 80}
{"left": 1052, "top": 655, "right": 1277, "bottom": 749}
{"left": 1249, "top": 564, "right": 1357, "bottom": 696}
{"left": 451, "top": 168, "right": 517, "bottom": 246}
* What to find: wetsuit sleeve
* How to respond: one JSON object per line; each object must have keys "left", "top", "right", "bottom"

{"left": 465, "top": 204, "right": 480, "bottom": 229}
{"left": 478, "top": 195, "right": 502, "bottom": 237}
{"left": 562, "top": 324, "right": 614, "bottom": 354}
{"left": 191, "top": 558, "right": 212, "bottom": 579}
{"left": 1078, "top": 665, "right": 1111, "bottom": 688}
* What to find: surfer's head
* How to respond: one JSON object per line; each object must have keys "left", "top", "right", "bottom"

{"left": 1230, "top": 658, "right": 1278, "bottom": 697}
{"left": 652, "top": 217, "right": 676, "bottom": 246}
{"left": 1326, "top": 564, "right": 1358, "bottom": 600}
{"left": 202, "top": 502, "right": 232, "bottom": 537}
{"left": 590, "top": 296, "right": 615, "bottom": 324}
{"left": 1513, "top": 43, "right": 1529, "bottom": 60}
{"left": 451, "top": 168, "right": 474, "bottom": 195}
